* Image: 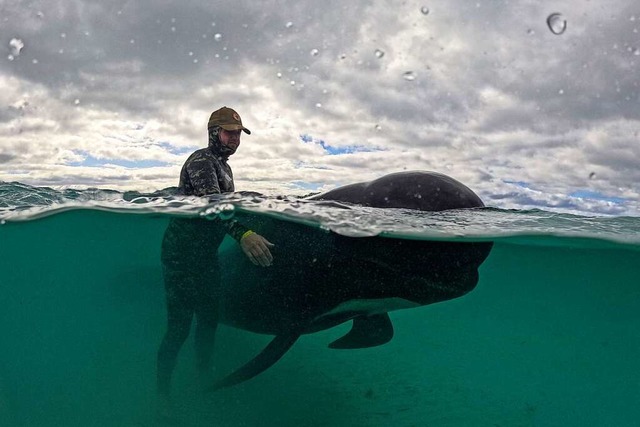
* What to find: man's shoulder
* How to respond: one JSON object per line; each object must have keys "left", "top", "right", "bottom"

{"left": 184, "top": 147, "right": 217, "bottom": 166}
{"left": 186, "top": 147, "right": 212, "bottom": 160}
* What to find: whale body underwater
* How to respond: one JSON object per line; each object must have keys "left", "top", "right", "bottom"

{"left": 209, "top": 171, "right": 493, "bottom": 390}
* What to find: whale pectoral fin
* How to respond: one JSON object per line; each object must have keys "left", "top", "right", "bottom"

{"left": 205, "top": 333, "right": 301, "bottom": 392}
{"left": 328, "top": 313, "right": 394, "bottom": 350}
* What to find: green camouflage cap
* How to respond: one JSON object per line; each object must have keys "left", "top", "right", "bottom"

{"left": 208, "top": 106, "right": 251, "bottom": 134}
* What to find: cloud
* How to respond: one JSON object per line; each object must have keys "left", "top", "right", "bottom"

{"left": 0, "top": 0, "right": 639, "bottom": 215}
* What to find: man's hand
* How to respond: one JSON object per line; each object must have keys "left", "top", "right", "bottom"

{"left": 240, "top": 232, "right": 275, "bottom": 267}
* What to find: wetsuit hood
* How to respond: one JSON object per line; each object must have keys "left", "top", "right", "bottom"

{"left": 208, "top": 126, "right": 236, "bottom": 159}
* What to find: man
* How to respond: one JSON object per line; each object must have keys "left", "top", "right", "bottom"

{"left": 157, "top": 106, "right": 274, "bottom": 417}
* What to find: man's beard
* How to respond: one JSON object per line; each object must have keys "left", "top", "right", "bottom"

{"left": 219, "top": 145, "right": 237, "bottom": 156}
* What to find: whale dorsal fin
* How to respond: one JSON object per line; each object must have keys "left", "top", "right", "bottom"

{"left": 328, "top": 314, "right": 394, "bottom": 349}
{"left": 206, "top": 333, "right": 301, "bottom": 392}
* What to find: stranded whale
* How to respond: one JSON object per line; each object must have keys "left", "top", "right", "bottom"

{"left": 210, "top": 171, "right": 492, "bottom": 390}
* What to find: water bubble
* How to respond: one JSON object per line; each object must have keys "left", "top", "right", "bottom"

{"left": 374, "top": 49, "right": 385, "bottom": 58}
{"left": 339, "top": 53, "right": 347, "bottom": 60}
{"left": 74, "top": 99, "right": 80, "bottom": 105}
{"left": 527, "top": 28, "right": 535, "bottom": 35}
{"left": 218, "top": 209, "right": 235, "bottom": 221}
{"left": 589, "top": 172, "right": 596, "bottom": 179}
{"left": 315, "top": 103, "right": 322, "bottom": 108}
{"left": 403, "top": 71, "right": 416, "bottom": 81}
{"left": 310, "top": 48, "right": 319, "bottom": 56}
{"left": 375, "top": 124, "right": 382, "bottom": 131}
{"left": 276, "top": 72, "right": 282, "bottom": 78}
{"left": 547, "top": 13, "right": 567, "bottom": 35}
{"left": 188, "top": 51, "right": 194, "bottom": 56}
{"left": 290, "top": 80, "right": 296, "bottom": 86}
{"left": 420, "top": 6, "right": 430, "bottom": 15}
{"left": 0, "top": 220, "right": 5, "bottom": 225}
{"left": 634, "top": 48, "right": 640, "bottom": 56}
{"left": 32, "top": 58, "right": 38, "bottom": 64}
{"left": 9, "top": 38, "right": 24, "bottom": 57}
{"left": 171, "top": 26, "right": 176, "bottom": 32}
{"left": 129, "top": 39, "right": 135, "bottom": 44}
{"left": 285, "top": 21, "right": 294, "bottom": 29}
{"left": 214, "top": 33, "right": 222, "bottom": 41}
{"left": 36, "top": 11, "right": 44, "bottom": 19}
{"left": 7, "top": 55, "right": 14, "bottom": 61}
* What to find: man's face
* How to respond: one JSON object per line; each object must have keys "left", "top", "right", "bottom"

{"left": 219, "top": 129, "right": 242, "bottom": 154}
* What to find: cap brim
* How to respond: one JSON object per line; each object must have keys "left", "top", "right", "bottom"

{"left": 220, "top": 124, "right": 251, "bottom": 135}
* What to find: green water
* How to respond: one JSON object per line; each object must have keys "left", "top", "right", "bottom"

{"left": 1, "top": 208, "right": 639, "bottom": 427}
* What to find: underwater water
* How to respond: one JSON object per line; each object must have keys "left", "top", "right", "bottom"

{"left": 0, "top": 183, "right": 639, "bottom": 427}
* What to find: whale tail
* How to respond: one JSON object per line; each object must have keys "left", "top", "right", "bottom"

{"left": 206, "top": 332, "right": 301, "bottom": 392}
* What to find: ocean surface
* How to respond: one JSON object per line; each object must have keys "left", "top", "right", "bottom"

{"left": 1, "top": 182, "right": 639, "bottom": 427}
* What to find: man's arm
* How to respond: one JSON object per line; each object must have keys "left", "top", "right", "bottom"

{"left": 186, "top": 157, "right": 274, "bottom": 267}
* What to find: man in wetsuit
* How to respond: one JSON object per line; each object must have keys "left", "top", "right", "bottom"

{"left": 157, "top": 106, "right": 274, "bottom": 416}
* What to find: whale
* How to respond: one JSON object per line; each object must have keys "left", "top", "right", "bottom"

{"left": 210, "top": 171, "right": 492, "bottom": 390}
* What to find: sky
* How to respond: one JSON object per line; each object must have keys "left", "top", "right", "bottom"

{"left": 1, "top": 0, "right": 639, "bottom": 216}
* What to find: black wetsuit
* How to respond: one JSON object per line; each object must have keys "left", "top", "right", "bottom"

{"left": 157, "top": 140, "right": 249, "bottom": 397}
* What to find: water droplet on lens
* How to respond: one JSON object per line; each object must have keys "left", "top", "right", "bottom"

{"left": 310, "top": 48, "right": 319, "bottom": 56}
{"left": 9, "top": 38, "right": 24, "bottom": 57}
{"left": 547, "top": 13, "right": 567, "bottom": 35}
{"left": 375, "top": 49, "right": 384, "bottom": 58}
{"left": 214, "top": 33, "right": 222, "bottom": 41}
{"left": 420, "top": 6, "right": 430, "bottom": 15}
{"left": 403, "top": 71, "right": 416, "bottom": 81}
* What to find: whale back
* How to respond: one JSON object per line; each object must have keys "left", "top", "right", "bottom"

{"left": 308, "top": 171, "right": 484, "bottom": 211}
